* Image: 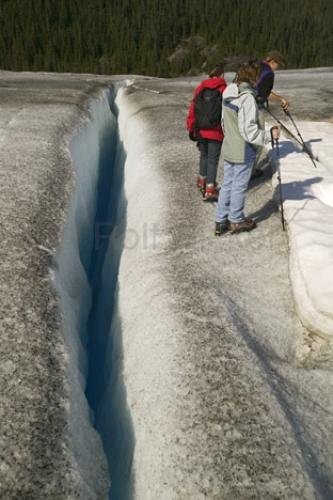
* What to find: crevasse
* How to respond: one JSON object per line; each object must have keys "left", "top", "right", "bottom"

{"left": 53, "top": 85, "right": 133, "bottom": 499}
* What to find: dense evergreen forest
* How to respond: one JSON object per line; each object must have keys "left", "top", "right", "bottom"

{"left": 0, "top": 0, "right": 332, "bottom": 76}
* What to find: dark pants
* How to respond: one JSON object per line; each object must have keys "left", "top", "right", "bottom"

{"left": 197, "top": 139, "right": 222, "bottom": 185}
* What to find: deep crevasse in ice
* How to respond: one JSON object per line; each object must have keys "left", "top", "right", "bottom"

{"left": 52, "top": 88, "right": 118, "bottom": 498}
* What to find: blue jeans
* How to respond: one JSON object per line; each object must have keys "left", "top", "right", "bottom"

{"left": 215, "top": 160, "right": 254, "bottom": 223}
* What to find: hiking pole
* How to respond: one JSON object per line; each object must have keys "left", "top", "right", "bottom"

{"left": 264, "top": 107, "right": 302, "bottom": 145}
{"left": 283, "top": 109, "right": 317, "bottom": 168}
{"left": 270, "top": 127, "right": 286, "bottom": 231}
{"left": 264, "top": 107, "right": 317, "bottom": 168}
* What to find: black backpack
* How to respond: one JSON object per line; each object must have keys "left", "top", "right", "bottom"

{"left": 194, "top": 88, "right": 222, "bottom": 129}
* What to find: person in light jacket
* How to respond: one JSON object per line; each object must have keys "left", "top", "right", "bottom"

{"left": 215, "top": 61, "right": 280, "bottom": 235}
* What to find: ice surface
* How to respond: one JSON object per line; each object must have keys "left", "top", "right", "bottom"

{"left": 2, "top": 68, "right": 333, "bottom": 499}
{"left": 311, "top": 183, "right": 333, "bottom": 208}
{"left": 94, "top": 79, "right": 333, "bottom": 498}
{"left": 0, "top": 72, "right": 117, "bottom": 498}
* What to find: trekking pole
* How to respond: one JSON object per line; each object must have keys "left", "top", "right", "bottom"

{"left": 264, "top": 107, "right": 317, "bottom": 168}
{"left": 264, "top": 107, "right": 302, "bottom": 145}
{"left": 270, "top": 128, "right": 286, "bottom": 231}
{"left": 283, "top": 109, "right": 317, "bottom": 168}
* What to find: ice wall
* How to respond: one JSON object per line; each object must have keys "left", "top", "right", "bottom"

{"left": 53, "top": 88, "right": 118, "bottom": 498}
{"left": 94, "top": 86, "right": 183, "bottom": 500}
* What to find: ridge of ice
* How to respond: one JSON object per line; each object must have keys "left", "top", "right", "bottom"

{"left": 270, "top": 120, "right": 333, "bottom": 338}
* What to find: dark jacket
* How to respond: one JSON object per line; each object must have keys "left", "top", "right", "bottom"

{"left": 255, "top": 61, "right": 274, "bottom": 106}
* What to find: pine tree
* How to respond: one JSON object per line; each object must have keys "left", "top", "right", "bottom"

{"left": 0, "top": 0, "right": 331, "bottom": 75}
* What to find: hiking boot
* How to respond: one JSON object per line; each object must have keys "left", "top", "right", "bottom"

{"left": 197, "top": 176, "right": 206, "bottom": 194}
{"left": 229, "top": 218, "right": 257, "bottom": 234}
{"left": 203, "top": 183, "right": 219, "bottom": 202}
{"left": 215, "top": 220, "right": 229, "bottom": 236}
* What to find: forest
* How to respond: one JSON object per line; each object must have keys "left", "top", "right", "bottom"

{"left": 0, "top": 0, "right": 332, "bottom": 76}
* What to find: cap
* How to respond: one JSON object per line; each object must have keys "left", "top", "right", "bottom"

{"left": 266, "top": 50, "right": 286, "bottom": 67}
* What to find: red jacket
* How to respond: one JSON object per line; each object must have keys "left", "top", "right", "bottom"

{"left": 186, "top": 76, "right": 227, "bottom": 142}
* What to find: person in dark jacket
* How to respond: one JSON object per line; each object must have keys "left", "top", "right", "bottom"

{"left": 256, "top": 50, "right": 289, "bottom": 110}
{"left": 252, "top": 50, "right": 290, "bottom": 178}
{"left": 186, "top": 63, "right": 227, "bottom": 201}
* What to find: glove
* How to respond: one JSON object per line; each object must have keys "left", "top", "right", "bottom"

{"left": 189, "top": 131, "right": 197, "bottom": 142}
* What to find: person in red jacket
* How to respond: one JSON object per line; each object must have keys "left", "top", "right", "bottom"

{"left": 186, "top": 63, "right": 227, "bottom": 201}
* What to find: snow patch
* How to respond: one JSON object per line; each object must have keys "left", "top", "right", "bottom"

{"left": 270, "top": 120, "right": 333, "bottom": 338}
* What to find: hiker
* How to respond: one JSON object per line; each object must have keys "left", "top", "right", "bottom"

{"left": 186, "top": 63, "right": 227, "bottom": 201}
{"left": 215, "top": 61, "right": 280, "bottom": 235}
{"left": 252, "top": 50, "right": 289, "bottom": 178}
{"left": 256, "top": 50, "right": 289, "bottom": 110}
